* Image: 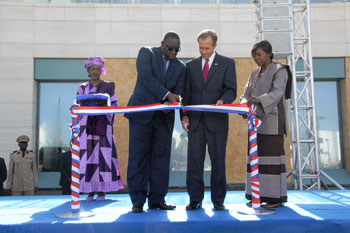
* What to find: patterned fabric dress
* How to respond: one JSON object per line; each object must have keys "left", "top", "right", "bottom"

{"left": 245, "top": 134, "right": 287, "bottom": 204}
{"left": 77, "top": 81, "right": 124, "bottom": 193}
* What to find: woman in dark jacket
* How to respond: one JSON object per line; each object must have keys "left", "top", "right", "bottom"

{"left": 0, "top": 157, "right": 7, "bottom": 196}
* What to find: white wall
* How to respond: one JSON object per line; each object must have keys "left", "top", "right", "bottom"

{"left": 310, "top": 3, "right": 350, "bottom": 57}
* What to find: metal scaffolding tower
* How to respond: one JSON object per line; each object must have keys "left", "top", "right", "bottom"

{"left": 255, "top": 0, "right": 345, "bottom": 190}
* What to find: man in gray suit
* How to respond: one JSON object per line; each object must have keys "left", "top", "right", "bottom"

{"left": 125, "top": 32, "right": 186, "bottom": 213}
{"left": 181, "top": 29, "right": 237, "bottom": 211}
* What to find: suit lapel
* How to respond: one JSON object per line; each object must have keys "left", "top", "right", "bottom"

{"left": 155, "top": 47, "right": 166, "bottom": 85}
{"left": 252, "top": 63, "right": 275, "bottom": 96}
{"left": 193, "top": 57, "right": 204, "bottom": 88}
{"left": 254, "top": 63, "right": 275, "bottom": 95}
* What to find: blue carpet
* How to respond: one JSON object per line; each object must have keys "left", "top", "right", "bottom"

{"left": 1, "top": 190, "right": 350, "bottom": 233}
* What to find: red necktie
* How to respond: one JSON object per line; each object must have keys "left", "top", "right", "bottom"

{"left": 202, "top": 59, "right": 209, "bottom": 83}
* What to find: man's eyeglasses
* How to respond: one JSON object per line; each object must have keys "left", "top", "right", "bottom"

{"left": 166, "top": 45, "right": 181, "bottom": 52}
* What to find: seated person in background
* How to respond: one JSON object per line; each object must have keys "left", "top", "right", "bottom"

{"left": 0, "top": 156, "right": 7, "bottom": 196}
{"left": 59, "top": 149, "right": 72, "bottom": 195}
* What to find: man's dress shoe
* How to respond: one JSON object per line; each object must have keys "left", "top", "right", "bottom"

{"left": 213, "top": 202, "right": 225, "bottom": 210}
{"left": 149, "top": 202, "right": 176, "bottom": 210}
{"left": 263, "top": 202, "right": 283, "bottom": 208}
{"left": 186, "top": 201, "right": 202, "bottom": 210}
{"left": 132, "top": 204, "right": 143, "bottom": 213}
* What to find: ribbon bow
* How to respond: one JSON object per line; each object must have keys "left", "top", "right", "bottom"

{"left": 247, "top": 104, "right": 262, "bottom": 132}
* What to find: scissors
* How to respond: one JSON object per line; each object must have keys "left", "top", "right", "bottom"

{"left": 178, "top": 95, "right": 183, "bottom": 105}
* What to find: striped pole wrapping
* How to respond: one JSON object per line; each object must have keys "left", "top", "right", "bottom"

{"left": 247, "top": 105, "right": 262, "bottom": 209}
{"left": 70, "top": 106, "right": 81, "bottom": 213}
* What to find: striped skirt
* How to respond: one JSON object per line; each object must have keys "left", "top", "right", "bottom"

{"left": 245, "top": 134, "right": 287, "bottom": 204}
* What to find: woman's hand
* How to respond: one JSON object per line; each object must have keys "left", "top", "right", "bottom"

{"left": 247, "top": 96, "right": 260, "bottom": 106}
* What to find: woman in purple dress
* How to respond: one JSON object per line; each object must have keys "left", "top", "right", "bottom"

{"left": 76, "top": 56, "right": 124, "bottom": 201}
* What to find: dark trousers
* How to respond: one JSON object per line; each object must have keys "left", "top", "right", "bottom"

{"left": 127, "top": 111, "right": 172, "bottom": 206}
{"left": 61, "top": 184, "right": 71, "bottom": 195}
{"left": 0, "top": 187, "right": 4, "bottom": 196}
{"left": 186, "top": 115, "right": 228, "bottom": 203}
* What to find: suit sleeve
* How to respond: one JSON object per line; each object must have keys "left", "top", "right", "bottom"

{"left": 32, "top": 153, "right": 39, "bottom": 188}
{"left": 257, "top": 68, "right": 288, "bottom": 116}
{"left": 220, "top": 58, "right": 237, "bottom": 104}
{"left": 136, "top": 47, "right": 169, "bottom": 101}
{"left": 240, "top": 72, "right": 253, "bottom": 104}
{"left": 0, "top": 159, "right": 7, "bottom": 184}
{"left": 181, "top": 65, "right": 192, "bottom": 118}
{"left": 6, "top": 154, "right": 14, "bottom": 189}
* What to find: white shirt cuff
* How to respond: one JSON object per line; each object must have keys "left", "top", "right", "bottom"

{"left": 163, "top": 91, "right": 170, "bottom": 100}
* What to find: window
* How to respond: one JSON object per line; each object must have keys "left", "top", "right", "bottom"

{"left": 295, "top": 58, "right": 345, "bottom": 169}
{"left": 35, "top": 59, "right": 88, "bottom": 176}
{"left": 38, "top": 82, "right": 81, "bottom": 172}
{"left": 314, "top": 81, "right": 343, "bottom": 169}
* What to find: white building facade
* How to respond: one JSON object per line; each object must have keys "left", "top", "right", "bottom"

{"left": 1, "top": 0, "right": 349, "bottom": 188}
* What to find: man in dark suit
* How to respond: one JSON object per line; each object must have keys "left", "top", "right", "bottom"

{"left": 0, "top": 157, "right": 7, "bottom": 196}
{"left": 181, "top": 29, "right": 237, "bottom": 211}
{"left": 125, "top": 32, "right": 186, "bottom": 213}
{"left": 59, "top": 149, "right": 72, "bottom": 195}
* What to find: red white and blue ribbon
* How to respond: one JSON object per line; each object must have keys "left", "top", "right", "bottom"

{"left": 247, "top": 104, "right": 262, "bottom": 209}
{"left": 69, "top": 105, "right": 81, "bottom": 213}
{"left": 69, "top": 102, "right": 261, "bottom": 211}
{"left": 71, "top": 102, "right": 249, "bottom": 116}
{"left": 71, "top": 102, "right": 181, "bottom": 116}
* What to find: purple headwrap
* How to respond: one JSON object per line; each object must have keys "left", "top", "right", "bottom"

{"left": 84, "top": 56, "right": 106, "bottom": 75}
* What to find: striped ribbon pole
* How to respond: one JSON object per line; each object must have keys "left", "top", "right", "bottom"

{"left": 70, "top": 105, "right": 81, "bottom": 213}
{"left": 247, "top": 104, "right": 262, "bottom": 209}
